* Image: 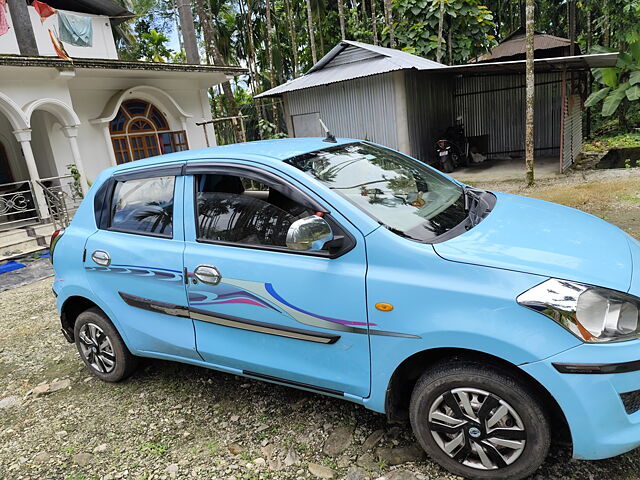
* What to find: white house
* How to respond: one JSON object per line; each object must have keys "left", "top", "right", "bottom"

{"left": 0, "top": 0, "right": 242, "bottom": 258}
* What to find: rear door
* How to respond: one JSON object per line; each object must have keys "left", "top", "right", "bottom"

{"left": 182, "top": 162, "right": 371, "bottom": 398}
{"left": 84, "top": 167, "right": 198, "bottom": 360}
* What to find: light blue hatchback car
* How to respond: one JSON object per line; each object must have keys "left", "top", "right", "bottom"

{"left": 52, "top": 138, "right": 640, "bottom": 479}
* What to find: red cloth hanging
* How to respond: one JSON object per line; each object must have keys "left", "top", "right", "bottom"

{"left": 0, "top": 0, "right": 9, "bottom": 37}
{"left": 33, "top": 0, "right": 57, "bottom": 23}
{"left": 48, "top": 29, "right": 71, "bottom": 60}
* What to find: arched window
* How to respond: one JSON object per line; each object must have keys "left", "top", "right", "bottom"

{"left": 109, "top": 99, "right": 189, "bottom": 165}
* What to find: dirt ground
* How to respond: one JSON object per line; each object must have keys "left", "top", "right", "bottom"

{"left": 1, "top": 168, "right": 640, "bottom": 480}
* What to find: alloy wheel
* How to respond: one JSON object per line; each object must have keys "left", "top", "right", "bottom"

{"left": 77, "top": 322, "right": 116, "bottom": 374}
{"left": 427, "top": 387, "right": 526, "bottom": 470}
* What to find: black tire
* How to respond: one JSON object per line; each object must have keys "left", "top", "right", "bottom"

{"left": 73, "top": 307, "right": 138, "bottom": 382}
{"left": 409, "top": 360, "right": 550, "bottom": 480}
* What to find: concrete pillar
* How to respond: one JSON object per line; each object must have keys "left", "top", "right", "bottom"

{"left": 7, "top": 0, "right": 38, "bottom": 56}
{"left": 393, "top": 70, "right": 412, "bottom": 156}
{"left": 101, "top": 125, "right": 118, "bottom": 167}
{"left": 62, "top": 126, "right": 89, "bottom": 195}
{"left": 13, "top": 129, "right": 49, "bottom": 220}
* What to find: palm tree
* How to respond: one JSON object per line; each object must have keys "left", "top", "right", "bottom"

{"left": 436, "top": 0, "right": 445, "bottom": 62}
{"left": 265, "top": 0, "right": 279, "bottom": 130}
{"left": 338, "top": 0, "right": 346, "bottom": 40}
{"left": 305, "top": 0, "right": 318, "bottom": 63}
{"left": 383, "top": 0, "right": 394, "bottom": 47}
{"left": 284, "top": 0, "right": 300, "bottom": 76}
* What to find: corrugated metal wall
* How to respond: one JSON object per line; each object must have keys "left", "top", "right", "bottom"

{"left": 286, "top": 72, "right": 399, "bottom": 149}
{"left": 562, "top": 94, "right": 583, "bottom": 171}
{"left": 454, "top": 72, "right": 563, "bottom": 157}
{"left": 405, "top": 71, "right": 455, "bottom": 163}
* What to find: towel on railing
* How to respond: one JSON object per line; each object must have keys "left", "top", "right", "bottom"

{"left": 58, "top": 11, "right": 92, "bottom": 47}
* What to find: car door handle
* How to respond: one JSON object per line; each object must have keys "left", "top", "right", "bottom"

{"left": 193, "top": 265, "right": 222, "bottom": 285}
{"left": 91, "top": 250, "right": 111, "bottom": 266}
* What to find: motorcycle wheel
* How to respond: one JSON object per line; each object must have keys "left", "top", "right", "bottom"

{"left": 442, "top": 156, "right": 454, "bottom": 173}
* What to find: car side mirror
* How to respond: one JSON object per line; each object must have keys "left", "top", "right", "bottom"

{"left": 286, "top": 215, "right": 334, "bottom": 252}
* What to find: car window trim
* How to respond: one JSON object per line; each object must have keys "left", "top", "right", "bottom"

{"left": 105, "top": 172, "right": 178, "bottom": 240}
{"left": 187, "top": 163, "right": 356, "bottom": 258}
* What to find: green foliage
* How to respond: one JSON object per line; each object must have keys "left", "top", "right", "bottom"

{"left": 584, "top": 133, "right": 640, "bottom": 152}
{"left": 389, "top": 0, "right": 497, "bottom": 63}
{"left": 66, "top": 164, "right": 84, "bottom": 200}
{"left": 586, "top": 41, "right": 640, "bottom": 123}
{"left": 258, "top": 119, "right": 288, "bottom": 139}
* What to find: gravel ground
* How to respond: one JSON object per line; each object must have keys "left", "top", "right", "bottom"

{"left": 2, "top": 169, "right": 640, "bottom": 480}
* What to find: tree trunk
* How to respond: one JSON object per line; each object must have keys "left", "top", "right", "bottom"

{"left": 242, "top": 0, "right": 264, "bottom": 138}
{"left": 436, "top": 0, "right": 445, "bottom": 63}
{"left": 568, "top": 0, "right": 576, "bottom": 56}
{"left": 177, "top": 0, "right": 199, "bottom": 64}
{"left": 525, "top": 0, "right": 535, "bottom": 186}
{"left": 317, "top": 1, "right": 324, "bottom": 56}
{"left": 195, "top": 0, "right": 245, "bottom": 142}
{"left": 371, "top": 0, "right": 378, "bottom": 45}
{"left": 448, "top": 27, "right": 452, "bottom": 65}
{"left": 284, "top": 0, "right": 300, "bottom": 76}
{"left": 603, "top": 0, "right": 610, "bottom": 47}
{"left": 384, "top": 0, "right": 394, "bottom": 47}
{"left": 338, "top": 0, "right": 346, "bottom": 40}
{"left": 306, "top": 0, "right": 318, "bottom": 63}
{"left": 7, "top": 0, "right": 38, "bottom": 55}
{"left": 265, "top": 0, "right": 279, "bottom": 131}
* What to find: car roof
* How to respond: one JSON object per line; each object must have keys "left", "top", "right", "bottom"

{"left": 114, "top": 137, "right": 360, "bottom": 172}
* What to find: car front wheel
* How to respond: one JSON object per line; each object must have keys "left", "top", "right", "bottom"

{"left": 409, "top": 360, "right": 550, "bottom": 480}
{"left": 74, "top": 308, "right": 138, "bottom": 382}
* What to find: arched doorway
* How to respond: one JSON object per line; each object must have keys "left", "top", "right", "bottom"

{"left": 0, "top": 140, "right": 14, "bottom": 184}
{"left": 109, "top": 99, "right": 188, "bottom": 164}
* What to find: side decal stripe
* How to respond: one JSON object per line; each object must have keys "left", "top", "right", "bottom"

{"left": 190, "top": 308, "right": 340, "bottom": 344}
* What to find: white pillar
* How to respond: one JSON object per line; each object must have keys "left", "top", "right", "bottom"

{"left": 62, "top": 126, "right": 89, "bottom": 195}
{"left": 101, "top": 124, "right": 118, "bottom": 167}
{"left": 13, "top": 129, "right": 49, "bottom": 220}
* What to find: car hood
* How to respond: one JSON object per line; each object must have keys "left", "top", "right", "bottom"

{"left": 433, "top": 192, "right": 632, "bottom": 292}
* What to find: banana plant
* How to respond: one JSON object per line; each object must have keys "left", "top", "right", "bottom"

{"left": 585, "top": 41, "right": 640, "bottom": 122}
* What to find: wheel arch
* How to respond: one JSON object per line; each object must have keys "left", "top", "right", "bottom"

{"left": 60, "top": 295, "right": 101, "bottom": 342}
{"left": 384, "top": 347, "right": 571, "bottom": 446}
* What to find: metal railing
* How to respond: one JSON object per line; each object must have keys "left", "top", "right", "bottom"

{"left": 36, "top": 175, "right": 83, "bottom": 230}
{"left": 0, "top": 180, "right": 40, "bottom": 230}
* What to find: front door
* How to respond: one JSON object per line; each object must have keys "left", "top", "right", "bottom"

{"left": 182, "top": 165, "right": 371, "bottom": 398}
{"left": 84, "top": 172, "right": 198, "bottom": 360}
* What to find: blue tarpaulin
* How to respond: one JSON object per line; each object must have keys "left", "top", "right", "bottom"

{"left": 0, "top": 260, "right": 26, "bottom": 275}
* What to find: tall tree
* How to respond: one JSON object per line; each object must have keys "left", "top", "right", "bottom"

{"left": 338, "top": 0, "right": 347, "bottom": 40}
{"left": 284, "top": 0, "right": 300, "bottom": 76}
{"left": 306, "top": 0, "right": 318, "bottom": 63}
{"left": 177, "top": 0, "right": 199, "bottom": 63}
{"left": 525, "top": 0, "right": 535, "bottom": 186}
{"left": 371, "top": 0, "right": 378, "bottom": 45}
{"left": 436, "top": 0, "right": 445, "bottom": 63}
{"left": 194, "top": 0, "right": 245, "bottom": 142}
{"left": 265, "top": 0, "right": 279, "bottom": 130}
{"left": 383, "top": 0, "right": 395, "bottom": 47}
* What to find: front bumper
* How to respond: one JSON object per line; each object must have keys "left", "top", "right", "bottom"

{"left": 521, "top": 340, "right": 640, "bottom": 460}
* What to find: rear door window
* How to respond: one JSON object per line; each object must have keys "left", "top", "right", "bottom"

{"left": 110, "top": 176, "right": 175, "bottom": 237}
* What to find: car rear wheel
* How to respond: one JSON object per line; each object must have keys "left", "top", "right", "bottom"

{"left": 74, "top": 308, "right": 138, "bottom": 382}
{"left": 409, "top": 360, "right": 550, "bottom": 480}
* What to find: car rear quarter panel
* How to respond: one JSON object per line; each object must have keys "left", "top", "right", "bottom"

{"left": 362, "top": 226, "right": 582, "bottom": 413}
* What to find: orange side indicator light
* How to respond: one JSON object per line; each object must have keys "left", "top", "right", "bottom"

{"left": 375, "top": 302, "right": 394, "bottom": 312}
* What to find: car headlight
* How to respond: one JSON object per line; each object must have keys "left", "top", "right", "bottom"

{"left": 517, "top": 279, "right": 640, "bottom": 343}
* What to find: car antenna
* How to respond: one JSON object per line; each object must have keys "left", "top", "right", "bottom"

{"left": 319, "top": 118, "right": 337, "bottom": 143}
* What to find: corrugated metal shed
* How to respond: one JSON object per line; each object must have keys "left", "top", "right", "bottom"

{"left": 286, "top": 72, "right": 400, "bottom": 149}
{"left": 256, "top": 40, "right": 446, "bottom": 98}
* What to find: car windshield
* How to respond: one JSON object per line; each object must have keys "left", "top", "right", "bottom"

{"left": 286, "top": 142, "right": 468, "bottom": 242}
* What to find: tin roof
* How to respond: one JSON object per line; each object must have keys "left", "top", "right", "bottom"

{"left": 255, "top": 40, "right": 447, "bottom": 98}
{"left": 474, "top": 28, "right": 574, "bottom": 62}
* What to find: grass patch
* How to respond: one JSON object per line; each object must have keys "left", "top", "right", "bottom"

{"left": 141, "top": 441, "right": 169, "bottom": 455}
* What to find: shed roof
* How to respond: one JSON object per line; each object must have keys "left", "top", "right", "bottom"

{"left": 255, "top": 40, "right": 447, "bottom": 98}
{"left": 474, "top": 27, "right": 574, "bottom": 62}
